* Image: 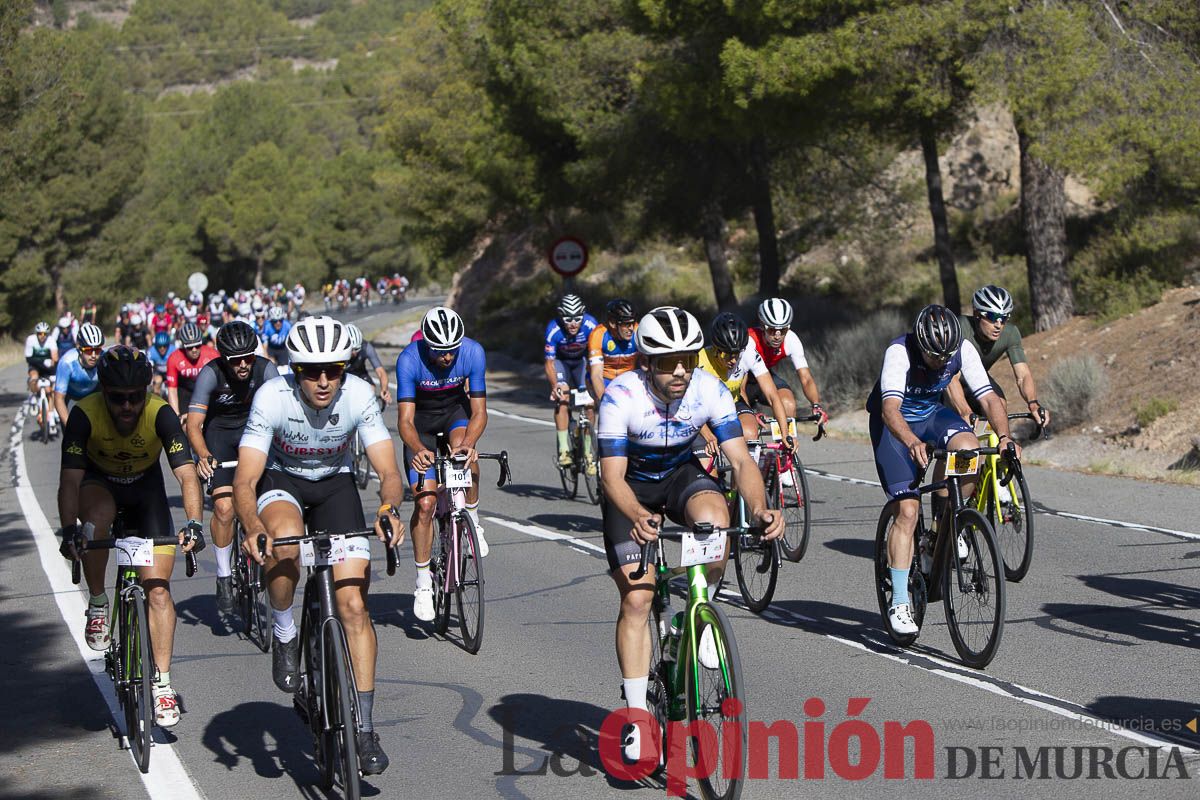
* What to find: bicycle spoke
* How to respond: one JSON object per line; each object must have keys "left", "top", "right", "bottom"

{"left": 943, "top": 510, "right": 1005, "bottom": 668}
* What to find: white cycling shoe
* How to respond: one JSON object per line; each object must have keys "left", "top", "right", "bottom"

{"left": 957, "top": 532, "right": 969, "bottom": 560}
{"left": 698, "top": 624, "right": 720, "bottom": 670}
{"left": 154, "top": 684, "right": 180, "bottom": 728}
{"left": 474, "top": 526, "right": 489, "bottom": 558}
{"left": 413, "top": 587, "right": 435, "bottom": 622}
{"left": 888, "top": 603, "right": 919, "bottom": 636}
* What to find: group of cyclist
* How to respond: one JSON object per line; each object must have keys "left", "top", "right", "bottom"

{"left": 322, "top": 274, "right": 410, "bottom": 312}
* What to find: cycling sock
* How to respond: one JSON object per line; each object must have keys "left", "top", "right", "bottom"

{"left": 622, "top": 676, "right": 649, "bottom": 711}
{"left": 414, "top": 560, "right": 432, "bottom": 591}
{"left": 556, "top": 430, "right": 569, "bottom": 453}
{"left": 273, "top": 609, "right": 297, "bottom": 642}
{"left": 89, "top": 593, "right": 108, "bottom": 607}
{"left": 582, "top": 433, "right": 594, "bottom": 457}
{"left": 214, "top": 544, "right": 233, "bottom": 578}
{"left": 890, "top": 568, "right": 910, "bottom": 606}
{"left": 357, "top": 690, "right": 375, "bottom": 732}
{"left": 465, "top": 502, "right": 481, "bottom": 530}
{"left": 155, "top": 670, "right": 171, "bottom": 688}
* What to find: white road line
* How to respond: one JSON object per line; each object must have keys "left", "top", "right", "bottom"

{"left": 485, "top": 510, "right": 1198, "bottom": 754}
{"left": 9, "top": 414, "right": 206, "bottom": 800}
{"left": 488, "top": 408, "right": 556, "bottom": 427}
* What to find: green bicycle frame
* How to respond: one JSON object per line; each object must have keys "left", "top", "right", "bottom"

{"left": 117, "top": 567, "right": 145, "bottom": 687}
{"left": 972, "top": 427, "right": 1021, "bottom": 523}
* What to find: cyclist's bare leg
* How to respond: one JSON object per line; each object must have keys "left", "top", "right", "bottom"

{"left": 410, "top": 477, "right": 439, "bottom": 564}
{"left": 777, "top": 387, "right": 797, "bottom": 419}
{"left": 683, "top": 489, "right": 731, "bottom": 587}
{"left": 260, "top": 500, "right": 304, "bottom": 614}
{"left": 78, "top": 483, "right": 117, "bottom": 598}
{"left": 935, "top": 430, "right": 982, "bottom": 546}
{"left": 332, "top": 558, "right": 375, "bottom": 691}
{"left": 448, "top": 426, "right": 480, "bottom": 507}
{"left": 612, "top": 562, "right": 655, "bottom": 679}
{"left": 554, "top": 399, "right": 569, "bottom": 431}
{"left": 140, "top": 552, "right": 177, "bottom": 673}
{"left": 888, "top": 497, "right": 920, "bottom": 570}
{"left": 211, "top": 492, "right": 234, "bottom": 549}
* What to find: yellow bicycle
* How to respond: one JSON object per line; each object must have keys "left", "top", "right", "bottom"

{"left": 971, "top": 412, "right": 1045, "bottom": 582}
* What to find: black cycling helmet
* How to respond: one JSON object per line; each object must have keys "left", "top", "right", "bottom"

{"left": 913, "top": 304, "right": 962, "bottom": 360}
{"left": 709, "top": 312, "right": 749, "bottom": 353}
{"left": 178, "top": 322, "right": 204, "bottom": 348}
{"left": 604, "top": 298, "right": 635, "bottom": 324}
{"left": 97, "top": 345, "right": 152, "bottom": 389}
{"left": 216, "top": 320, "right": 259, "bottom": 358}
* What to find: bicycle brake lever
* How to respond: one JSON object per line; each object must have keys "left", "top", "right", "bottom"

{"left": 185, "top": 551, "right": 197, "bottom": 578}
{"left": 71, "top": 555, "right": 81, "bottom": 585}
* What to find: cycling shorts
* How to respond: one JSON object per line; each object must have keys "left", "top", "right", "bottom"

{"left": 946, "top": 376, "right": 1005, "bottom": 415}
{"left": 255, "top": 470, "right": 370, "bottom": 559}
{"left": 869, "top": 405, "right": 972, "bottom": 500}
{"left": 203, "top": 425, "right": 241, "bottom": 493}
{"left": 81, "top": 466, "right": 175, "bottom": 554}
{"left": 405, "top": 398, "right": 471, "bottom": 486}
{"left": 552, "top": 358, "right": 588, "bottom": 392}
{"left": 601, "top": 459, "right": 723, "bottom": 572}
{"left": 744, "top": 372, "right": 790, "bottom": 406}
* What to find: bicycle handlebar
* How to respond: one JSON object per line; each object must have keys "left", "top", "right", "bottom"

{"left": 257, "top": 516, "right": 401, "bottom": 575}
{"left": 436, "top": 450, "right": 511, "bottom": 488}
{"left": 629, "top": 520, "right": 766, "bottom": 581}
{"left": 968, "top": 410, "right": 1049, "bottom": 441}
{"left": 759, "top": 413, "right": 826, "bottom": 442}
{"left": 70, "top": 527, "right": 201, "bottom": 583}
{"left": 907, "top": 443, "right": 1020, "bottom": 491}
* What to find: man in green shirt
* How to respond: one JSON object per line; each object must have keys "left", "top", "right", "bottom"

{"left": 948, "top": 285, "right": 1051, "bottom": 428}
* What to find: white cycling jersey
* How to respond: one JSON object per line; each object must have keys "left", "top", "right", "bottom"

{"left": 597, "top": 368, "right": 742, "bottom": 482}
{"left": 240, "top": 374, "right": 390, "bottom": 480}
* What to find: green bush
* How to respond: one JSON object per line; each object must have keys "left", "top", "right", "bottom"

{"left": 1134, "top": 397, "right": 1177, "bottom": 429}
{"left": 806, "top": 309, "right": 908, "bottom": 412}
{"left": 1042, "top": 355, "right": 1109, "bottom": 428}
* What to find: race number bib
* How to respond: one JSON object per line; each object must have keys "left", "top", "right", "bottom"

{"left": 769, "top": 418, "right": 797, "bottom": 441}
{"left": 680, "top": 530, "right": 728, "bottom": 567}
{"left": 114, "top": 537, "right": 155, "bottom": 567}
{"left": 946, "top": 452, "right": 980, "bottom": 476}
{"left": 300, "top": 536, "right": 347, "bottom": 567}
{"left": 446, "top": 467, "right": 473, "bottom": 489}
{"left": 572, "top": 390, "right": 594, "bottom": 408}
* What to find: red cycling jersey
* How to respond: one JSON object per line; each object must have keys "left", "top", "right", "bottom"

{"left": 166, "top": 345, "right": 219, "bottom": 390}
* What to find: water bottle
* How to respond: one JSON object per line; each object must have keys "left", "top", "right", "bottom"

{"left": 664, "top": 611, "right": 684, "bottom": 662}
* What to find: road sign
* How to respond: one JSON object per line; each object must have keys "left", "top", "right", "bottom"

{"left": 187, "top": 272, "right": 209, "bottom": 293}
{"left": 548, "top": 236, "right": 589, "bottom": 277}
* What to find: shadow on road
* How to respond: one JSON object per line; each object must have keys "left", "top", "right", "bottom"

{"left": 500, "top": 483, "right": 576, "bottom": 503}
{"left": 527, "top": 513, "right": 601, "bottom": 534}
{"left": 823, "top": 536, "right": 876, "bottom": 560}
{"left": 1036, "top": 574, "right": 1200, "bottom": 650}
{"left": 201, "top": 699, "right": 335, "bottom": 798}
{"left": 367, "top": 591, "right": 436, "bottom": 641}
{"left": 1086, "top": 695, "right": 1200, "bottom": 749}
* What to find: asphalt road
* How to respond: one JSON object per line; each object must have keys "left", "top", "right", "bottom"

{"left": 2, "top": 302, "right": 1198, "bottom": 800}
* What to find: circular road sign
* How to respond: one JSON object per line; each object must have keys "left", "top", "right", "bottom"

{"left": 187, "top": 272, "right": 209, "bottom": 293}
{"left": 548, "top": 236, "right": 589, "bottom": 277}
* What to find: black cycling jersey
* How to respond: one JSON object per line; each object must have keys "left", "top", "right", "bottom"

{"left": 347, "top": 342, "right": 383, "bottom": 383}
{"left": 188, "top": 356, "right": 278, "bottom": 432}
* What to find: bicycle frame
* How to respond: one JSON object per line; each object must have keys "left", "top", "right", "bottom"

{"left": 971, "top": 413, "right": 1039, "bottom": 524}
{"left": 431, "top": 444, "right": 510, "bottom": 594}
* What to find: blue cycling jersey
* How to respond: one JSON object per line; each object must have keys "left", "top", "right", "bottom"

{"left": 263, "top": 320, "right": 291, "bottom": 348}
{"left": 865, "top": 334, "right": 992, "bottom": 422}
{"left": 148, "top": 345, "right": 174, "bottom": 374}
{"left": 54, "top": 348, "right": 99, "bottom": 401}
{"left": 543, "top": 315, "right": 598, "bottom": 362}
{"left": 395, "top": 338, "right": 487, "bottom": 413}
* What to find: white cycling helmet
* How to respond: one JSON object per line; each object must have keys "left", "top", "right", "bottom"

{"left": 34, "top": 321, "right": 50, "bottom": 335}
{"left": 757, "top": 298, "right": 793, "bottom": 328}
{"left": 129, "top": 313, "right": 143, "bottom": 326}
{"left": 557, "top": 294, "right": 586, "bottom": 318}
{"left": 635, "top": 306, "right": 704, "bottom": 355}
{"left": 421, "top": 307, "right": 465, "bottom": 350}
{"left": 268, "top": 306, "right": 285, "bottom": 321}
{"left": 346, "top": 323, "right": 363, "bottom": 351}
{"left": 57, "top": 315, "right": 72, "bottom": 329}
{"left": 285, "top": 315, "right": 353, "bottom": 364}
{"left": 76, "top": 323, "right": 104, "bottom": 348}
{"left": 972, "top": 285, "right": 1014, "bottom": 316}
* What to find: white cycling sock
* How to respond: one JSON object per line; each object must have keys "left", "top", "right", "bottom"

{"left": 214, "top": 544, "right": 233, "bottom": 578}
{"left": 273, "top": 608, "right": 297, "bottom": 642}
{"left": 623, "top": 676, "right": 649, "bottom": 711}
{"left": 465, "top": 502, "right": 482, "bottom": 531}
{"left": 414, "top": 560, "right": 432, "bottom": 591}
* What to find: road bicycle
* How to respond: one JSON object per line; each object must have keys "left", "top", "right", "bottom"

{"left": 555, "top": 388, "right": 600, "bottom": 504}
{"left": 971, "top": 412, "right": 1045, "bottom": 582}
{"left": 756, "top": 414, "right": 824, "bottom": 562}
{"left": 430, "top": 434, "right": 510, "bottom": 653}
{"left": 350, "top": 397, "right": 388, "bottom": 490}
{"left": 702, "top": 449, "right": 780, "bottom": 614}
{"left": 205, "top": 459, "right": 271, "bottom": 651}
{"left": 30, "top": 377, "right": 55, "bottom": 444}
{"left": 632, "top": 521, "right": 756, "bottom": 800}
{"left": 874, "top": 445, "right": 1010, "bottom": 668}
{"left": 70, "top": 518, "right": 200, "bottom": 773}
{"left": 261, "top": 528, "right": 400, "bottom": 800}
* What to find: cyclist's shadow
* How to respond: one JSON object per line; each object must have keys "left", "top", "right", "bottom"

{"left": 173, "top": 593, "right": 239, "bottom": 639}
{"left": 202, "top": 700, "right": 328, "bottom": 796}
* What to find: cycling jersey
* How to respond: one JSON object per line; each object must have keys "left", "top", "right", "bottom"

{"left": 54, "top": 348, "right": 99, "bottom": 401}
{"left": 348, "top": 343, "right": 383, "bottom": 383}
{"left": 148, "top": 345, "right": 174, "bottom": 376}
{"left": 544, "top": 315, "right": 598, "bottom": 362}
{"left": 166, "top": 346, "right": 219, "bottom": 392}
{"left": 395, "top": 338, "right": 487, "bottom": 413}
{"left": 189, "top": 356, "right": 279, "bottom": 432}
{"left": 240, "top": 374, "right": 390, "bottom": 481}
{"left": 866, "top": 334, "right": 993, "bottom": 422}
{"left": 696, "top": 344, "right": 767, "bottom": 398}
{"left": 586, "top": 324, "right": 638, "bottom": 383}
{"left": 597, "top": 369, "right": 741, "bottom": 482}
{"left": 958, "top": 313, "right": 1027, "bottom": 371}
{"left": 24, "top": 334, "right": 58, "bottom": 375}
{"left": 747, "top": 327, "right": 810, "bottom": 371}
{"left": 61, "top": 392, "right": 193, "bottom": 478}
{"left": 262, "top": 320, "right": 291, "bottom": 349}
{"left": 55, "top": 326, "right": 77, "bottom": 356}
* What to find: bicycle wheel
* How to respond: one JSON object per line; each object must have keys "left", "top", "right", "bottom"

{"left": 432, "top": 517, "right": 452, "bottom": 635}
{"left": 989, "top": 468, "right": 1035, "bottom": 583}
{"left": 324, "top": 623, "right": 361, "bottom": 800}
{"left": 352, "top": 437, "right": 370, "bottom": 489}
{"left": 873, "top": 504, "right": 927, "bottom": 647}
{"left": 776, "top": 460, "right": 811, "bottom": 562}
{"left": 732, "top": 530, "right": 778, "bottom": 613}
{"left": 580, "top": 425, "right": 602, "bottom": 505}
{"left": 645, "top": 595, "right": 670, "bottom": 773}
{"left": 557, "top": 444, "right": 579, "bottom": 499}
{"left": 39, "top": 396, "right": 50, "bottom": 444}
{"left": 125, "top": 589, "right": 154, "bottom": 773}
{"left": 455, "top": 513, "right": 486, "bottom": 654}
{"left": 245, "top": 539, "right": 271, "bottom": 653}
{"left": 685, "top": 602, "right": 745, "bottom": 800}
{"left": 943, "top": 509, "right": 1005, "bottom": 669}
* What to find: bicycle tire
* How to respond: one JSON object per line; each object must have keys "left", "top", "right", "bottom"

{"left": 352, "top": 437, "right": 370, "bottom": 490}
{"left": 988, "top": 469, "right": 1035, "bottom": 583}
{"left": 645, "top": 593, "right": 670, "bottom": 774}
{"left": 39, "top": 395, "right": 50, "bottom": 445}
{"left": 873, "top": 504, "right": 927, "bottom": 647}
{"left": 455, "top": 513, "right": 485, "bottom": 654}
{"left": 580, "top": 424, "right": 602, "bottom": 505}
{"left": 685, "top": 602, "right": 746, "bottom": 800}
{"left": 942, "top": 509, "right": 1005, "bottom": 668}
{"left": 125, "top": 588, "right": 154, "bottom": 773}
{"left": 325, "top": 623, "right": 361, "bottom": 800}
{"left": 777, "top": 461, "right": 811, "bottom": 562}
{"left": 732, "top": 530, "right": 778, "bottom": 613}
{"left": 245, "top": 538, "right": 271, "bottom": 653}
{"left": 432, "top": 517, "right": 452, "bottom": 635}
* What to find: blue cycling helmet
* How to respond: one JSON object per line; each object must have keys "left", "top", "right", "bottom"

{"left": 154, "top": 332, "right": 171, "bottom": 349}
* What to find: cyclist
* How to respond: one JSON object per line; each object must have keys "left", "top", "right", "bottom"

{"left": 55, "top": 315, "right": 78, "bottom": 357}
{"left": 188, "top": 321, "right": 279, "bottom": 613}
{"left": 866, "top": 305, "right": 1021, "bottom": 638}
{"left": 126, "top": 313, "right": 151, "bottom": 350}
{"left": 25, "top": 321, "right": 59, "bottom": 419}
{"left": 233, "top": 316, "right": 405, "bottom": 774}
{"left": 262, "top": 306, "right": 292, "bottom": 365}
{"left": 196, "top": 311, "right": 218, "bottom": 345}
{"left": 53, "top": 323, "right": 105, "bottom": 435}
{"left": 79, "top": 298, "right": 99, "bottom": 326}
{"left": 697, "top": 312, "right": 794, "bottom": 450}
{"left": 166, "top": 322, "right": 219, "bottom": 424}
{"left": 346, "top": 324, "right": 392, "bottom": 408}
{"left": 544, "top": 294, "right": 598, "bottom": 469}
{"left": 946, "top": 285, "right": 1051, "bottom": 429}
{"left": 57, "top": 345, "right": 205, "bottom": 728}
{"left": 395, "top": 307, "right": 490, "bottom": 622}
{"left": 587, "top": 298, "right": 639, "bottom": 400}
{"left": 148, "top": 332, "right": 175, "bottom": 397}
{"left": 597, "top": 306, "right": 783, "bottom": 762}
{"left": 746, "top": 298, "right": 829, "bottom": 426}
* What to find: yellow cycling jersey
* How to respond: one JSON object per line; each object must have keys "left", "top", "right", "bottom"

{"left": 696, "top": 345, "right": 767, "bottom": 399}
{"left": 62, "top": 392, "right": 192, "bottom": 478}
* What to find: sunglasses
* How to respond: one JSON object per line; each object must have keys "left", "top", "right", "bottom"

{"left": 977, "top": 311, "right": 1009, "bottom": 324}
{"left": 226, "top": 354, "right": 255, "bottom": 367}
{"left": 79, "top": 346, "right": 102, "bottom": 356}
{"left": 651, "top": 353, "right": 699, "bottom": 373}
{"left": 428, "top": 346, "right": 459, "bottom": 357}
{"left": 922, "top": 349, "right": 952, "bottom": 366}
{"left": 561, "top": 316, "right": 584, "bottom": 325}
{"left": 714, "top": 348, "right": 740, "bottom": 363}
{"left": 105, "top": 390, "right": 145, "bottom": 407}
{"left": 764, "top": 326, "right": 789, "bottom": 336}
{"left": 294, "top": 362, "right": 346, "bottom": 381}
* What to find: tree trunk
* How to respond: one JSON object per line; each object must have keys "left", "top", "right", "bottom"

{"left": 701, "top": 199, "right": 738, "bottom": 311}
{"left": 48, "top": 261, "right": 65, "bottom": 314}
{"left": 1017, "top": 124, "right": 1074, "bottom": 331}
{"left": 749, "top": 136, "right": 781, "bottom": 298}
{"left": 254, "top": 252, "right": 265, "bottom": 290}
{"left": 920, "top": 118, "right": 960, "bottom": 314}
